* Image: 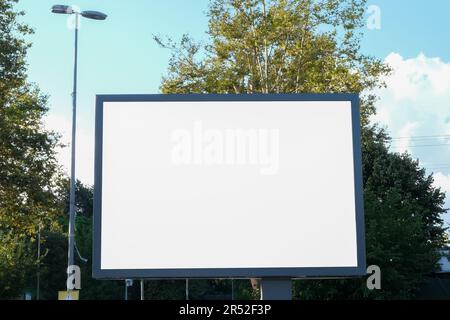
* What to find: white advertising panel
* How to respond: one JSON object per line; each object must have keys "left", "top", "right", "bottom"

{"left": 93, "top": 94, "right": 365, "bottom": 279}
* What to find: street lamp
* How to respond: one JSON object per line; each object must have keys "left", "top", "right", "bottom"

{"left": 51, "top": 4, "right": 107, "bottom": 292}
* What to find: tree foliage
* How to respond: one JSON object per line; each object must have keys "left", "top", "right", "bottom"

{"left": 0, "top": 0, "right": 64, "bottom": 298}
{"left": 157, "top": 0, "right": 390, "bottom": 126}
{"left": 60, "top": 179, "right": 94, "bottom": 218}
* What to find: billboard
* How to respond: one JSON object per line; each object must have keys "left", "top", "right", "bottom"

{"left": 93, "top": 94, "right": 365, "bottom": 279}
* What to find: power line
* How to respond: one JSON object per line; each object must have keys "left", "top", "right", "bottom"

{"left": 390, "top": 135, "right": 450, "bottom": 148}
{"left": 390, "top": 143, "right": 450, "bottom": 148}
{"left": 391, "top": 134, "right": 450, "bottom": 140}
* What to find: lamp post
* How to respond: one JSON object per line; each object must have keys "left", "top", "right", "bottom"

{"left": 51, "top": 5, "right": 107, "bottom": 291}
{"left": 36, "top": 223, "right": 41, "bottom": 300}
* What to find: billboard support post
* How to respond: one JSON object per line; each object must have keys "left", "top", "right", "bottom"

{"left": 260, "top": 278, "right": 292, "bottom": 300}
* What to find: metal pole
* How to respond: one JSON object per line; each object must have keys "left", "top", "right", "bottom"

{"left": 140, "top": 280, "right": 144, "bottom": 300}
{"left": 260, "top": 278, "right": 292, "bottom": 300}
{"left": 185, "top": 279, "right": 189, "bottom": 300}
{"left": 125, "top": 280, "right": 128, "bottom": 300}
{"left": 67, "top": 13, "right": 78, "bottom": 290}
{"left": 36, "top": 225, "right": 41, "bottom": 300}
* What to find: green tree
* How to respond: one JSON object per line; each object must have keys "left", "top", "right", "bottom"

{"left": 157, "top": 0, "right": 389, "bottom": 126}
{"left": 0, "top": 0, "right": 64, "bottom": 298}
{"left": 36, "top": 231, "right": 66, "bottom": 300}
{"left": 51, "top": 180, "right": 123, "bottom": 300}
{"left": 60, "top": 179, "right": 94, "bottom": 218}
{"left": 25, "top": 180, "right": 123, "bottom": 300}
{"left": 156, "top": 0, "right": 448, "bottom": 299}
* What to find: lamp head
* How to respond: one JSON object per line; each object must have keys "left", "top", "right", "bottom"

{"left": 51, "top": 5, "right": 74, "bottom": 14}
{"left": 81, "top": 10, "right": 108, "bottom": 20}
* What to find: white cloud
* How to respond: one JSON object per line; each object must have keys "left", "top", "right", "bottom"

{"left": 434, "top": 172, "right": 450, "bottom": 198}
{"left": 395, "top": 121, "right": 420, "bottom": 153}
{"left": 44, "top": 114, "right": 95, "bottom": 185}
{"left": 433, "top": 172, "right": 450, "bottom": 226}
{"left": 372, "top": 52, "right": 450, "bottom": 227}
{"left": 372, "top": 53, "right": 450, "bottom": 135}
{"left": 382, "top": 53, "right": 450, "bottom": 100}
{"left": 371, "top": 52, "right": 450, "bottom": 164}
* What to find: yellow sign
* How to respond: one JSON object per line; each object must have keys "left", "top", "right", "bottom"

{"left": 58, "top": 290, "right": 79, "bottom": 300}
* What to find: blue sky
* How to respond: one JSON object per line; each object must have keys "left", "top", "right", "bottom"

{"left": 16, "top": 1, "right": 450, "bottom": 226}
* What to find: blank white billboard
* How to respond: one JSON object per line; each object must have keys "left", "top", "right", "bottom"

{"left": 93, "top": 94, "right": 365, "bottom": 279}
